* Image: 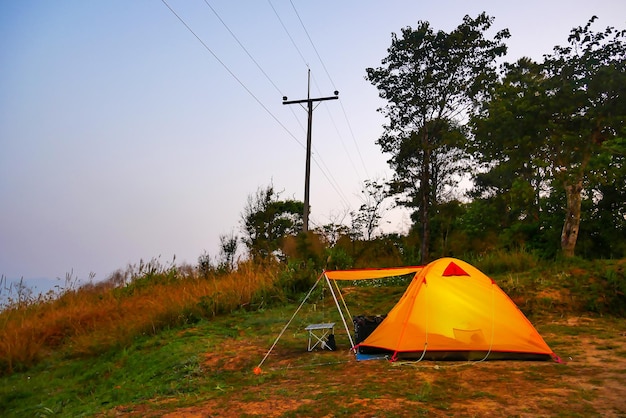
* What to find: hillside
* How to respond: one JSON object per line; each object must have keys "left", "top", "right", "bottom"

{"left": 1, "top": 257, "right": 625, "bottom": 416}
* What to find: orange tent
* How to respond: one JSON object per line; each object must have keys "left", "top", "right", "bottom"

{"left": 255, "top": 258, "right": 558, "bottom": 373}
{"left": 326, "top": 257, "right": 557, "bottom": 361}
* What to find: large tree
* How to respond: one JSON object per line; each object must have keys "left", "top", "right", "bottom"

{"left": 471, "top": 17, "right": 626, "bottom": 257}
{"left": 581, "top": 138, "right": 626, "bottom": 257}
{"left": 365, "top": 13, "right": 509, "bottom": 262}
{"left": 469, "top": 58, "right": 553, "bottom": 249}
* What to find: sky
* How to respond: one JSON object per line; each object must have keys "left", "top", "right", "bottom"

{"left": 1, "top": 0, "right": 625, "bottom": 290}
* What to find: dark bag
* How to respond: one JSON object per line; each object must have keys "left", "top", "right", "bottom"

{"left": 325, "top": 334, "right": 337, "bottom": 350}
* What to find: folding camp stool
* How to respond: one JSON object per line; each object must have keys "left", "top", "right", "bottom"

{"left": 304, "top": 323, "right": 335, "bottom": 351}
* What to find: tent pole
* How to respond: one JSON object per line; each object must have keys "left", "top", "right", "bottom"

{"left": 332, "top": 278, "right": 353, "bottom": 324}
{"left": 325, "top": 273, "right": 356, "bottom": 351}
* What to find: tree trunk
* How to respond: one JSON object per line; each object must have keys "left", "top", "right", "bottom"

{"left": 561, "top": 179, "right": 583, "bottom": 258}
{"left": 420, "top": 130, "right": 431, "bottom": 264}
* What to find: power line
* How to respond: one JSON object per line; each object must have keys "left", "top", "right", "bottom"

{"left": 267, "top": 0, "right": 309, "bottom": 68}
{"left": 161, "top": 0, "right": 353, "bottom": 216}
{"left": 306, "top": 71, "right": 368, "bottom": 181}
{"left": 199, "top": 0, "right": 350, "bottom": 211}
{"left": 202, "top": 0, "right": 283, "bottom": 96}
{"left": 288, "top": 1, "right": 371, "bottom": 180}
{"left": 267, "top": 1, "right": 354, "bottom": 210}
{"left": 289, "top": 0, "right": 336, "bottom": 91}
{"left": 323, "top": 104, "right": 363, "bottom": 178}
{"left": 201, "top": 0, "right": 307, "bottom": 134}
{"left": 337, "top": 100, "right": 371, "bottom": 179}
{"left": 160, "top": 0, "right": 304, "bottom": 150}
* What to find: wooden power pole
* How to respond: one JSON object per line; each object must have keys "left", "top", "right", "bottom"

{"left": 282, "top": 70, "right": 338, "bottom": 233}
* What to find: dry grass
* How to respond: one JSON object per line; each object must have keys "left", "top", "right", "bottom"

{"left": 0, "top": 260, "right": 284, "bottom": 374}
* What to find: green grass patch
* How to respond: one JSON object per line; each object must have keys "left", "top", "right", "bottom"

{"left": 0, "top": 322, "right": 219, "bottom": 417}
{"left": 1, "top": 307, "right": 624, "bottom": 417}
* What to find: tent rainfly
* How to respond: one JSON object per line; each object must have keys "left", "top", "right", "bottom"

{"left": 254, "top": 257, "right": 559, "bottom": 373}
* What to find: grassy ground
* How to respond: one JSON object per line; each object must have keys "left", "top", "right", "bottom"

{"left": 1, "top": 282, "right": 625, "bottom": 417}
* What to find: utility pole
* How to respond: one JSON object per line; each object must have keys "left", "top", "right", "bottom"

{"left": 282, "top": 70, "right": 338, "bottom": 233}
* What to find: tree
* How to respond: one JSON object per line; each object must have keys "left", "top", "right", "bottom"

{"left": 240, "top": 185, "right": 303, "bottom": 260}
{"left": 469, "top": 58, "right": 553, "bottom": 249}
{"left": 544, "top": 18, "right": 626, "bottom": 257}
{"left": 471, "top": 17, "right": 626, "bottom": 257}
{"left": 218, "top": 231, "right": 239, "bottom": 272}
{"left": 351, "top": 179, "right": 390, "bottom": 241}
{"left": 365, "top": 13, "right": 509, "bottom": 262}
{"left": 314, "top": 210, "right": 350, "bottom": 247}
{"left": 578, "top": 138, "right": 626, "bottom": 258}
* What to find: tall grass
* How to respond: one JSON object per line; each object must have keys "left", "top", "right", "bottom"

{"left": 0, "top": 259, "right": 285, "bottom": 375}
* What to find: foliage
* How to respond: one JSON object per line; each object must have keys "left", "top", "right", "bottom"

{"left": 564, "top": 259, "right": 626, "bottom": 316}
{"left": 470, "top": 17, "right": 626, "bottom": 258}
{"left": 197, "top": 251, "right": 214, "bottom": 278}
{"left": 366, "top": 12, "right": 509, "bottom": 262}
{"left": 350, "top": 179, "right": 391, "bottom": 240}
{"left": 324, "top": 245, "right": 354, "bottom": 271}
{"left": 429, "top": 199, "right": 468, "bottom": 258}
{"left": 240, "top": 184, "right": 303, "bottom": 260}
{"left": 197, "top": 232, "right": 245, "bottom": 276}
{"left": 276, "top": 259, "right": 319, "bottom": 301}
{"left": 577, "top": 138, "right": 626, "bottom": 259}
{"left": 468, "top": 248, "right": 540, "bottom": 275}
{"left": 314, "top": 220, "right": 349, "bottom": 248}
{"left": 333, "top": 233, "right": 409, "bottom": 268}
{"left": 218, "top": 231, "right": 239, "bottom": 272}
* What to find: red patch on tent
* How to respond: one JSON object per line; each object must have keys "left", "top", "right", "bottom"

{"left": 442, "top": 262, "right": 469, "bottom": 277}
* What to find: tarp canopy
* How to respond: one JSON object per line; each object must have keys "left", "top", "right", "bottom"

{"left": 324, "top": 266, "right": 423, "bottom": 281}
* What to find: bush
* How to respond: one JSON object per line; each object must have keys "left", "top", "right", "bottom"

{"left": 568, "top": 260, "right": 626, "bottom": 316}
{"left": 468, "top": 249, "right": 539, "bottom": 275}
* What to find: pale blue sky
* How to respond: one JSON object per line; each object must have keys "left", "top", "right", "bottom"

{"left": 1, "top": 1, "right": 624, "bottom": 287}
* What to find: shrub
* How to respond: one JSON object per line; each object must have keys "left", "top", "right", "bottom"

{"left": 468, "top": 248, "right": 539, "bottom": 275}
